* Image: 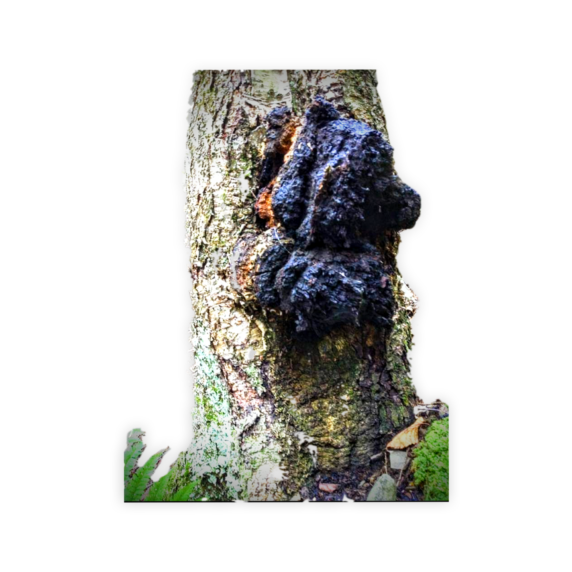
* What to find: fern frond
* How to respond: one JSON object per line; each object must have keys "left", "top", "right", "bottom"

{"left": 124, "top": 447, "right": 170, "bottom": 502}
{"left": 145, "top": 469, "right": 173, "bottom": 502}
{"left": 173, "top": 480, "right": 199, "bottom": 501}
{"left": 124, "top": 437, "right": 146, "bottom": 483}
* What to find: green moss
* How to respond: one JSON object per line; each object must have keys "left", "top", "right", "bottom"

{"left": 244, "top": 363, "right": 265, "bottom": 395}
{"left": 390, "top": 404, "right": 408, "bottom": 427}
{"left": 379, "top": 406, "right": 389, "bottom": 433}
{"left": 412, "top": 417, "right": 449, "bottom": 501}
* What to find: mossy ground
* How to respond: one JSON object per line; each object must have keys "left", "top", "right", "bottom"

{"left": 411, "top": 417, "right": 449, "bottom": 501}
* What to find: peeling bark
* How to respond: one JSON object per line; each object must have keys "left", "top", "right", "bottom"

{"left": 170, "top": 70, "right": 421, "bottom": 501}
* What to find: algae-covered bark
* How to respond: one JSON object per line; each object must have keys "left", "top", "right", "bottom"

{"left": 169, "top": 70, "right": 421, "bottom": 501}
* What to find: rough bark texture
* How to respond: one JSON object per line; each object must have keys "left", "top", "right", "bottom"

{"left": 168, "top": 70, "right": 421, "bottom": 501}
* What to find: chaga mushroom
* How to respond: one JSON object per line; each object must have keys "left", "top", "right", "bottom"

{"left": 236, "top": 97, "right": 421, "bottom": 339}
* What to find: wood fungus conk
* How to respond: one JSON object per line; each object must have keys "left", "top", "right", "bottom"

{"left": 235, "top": 97, "right": 421, "bottom": 339}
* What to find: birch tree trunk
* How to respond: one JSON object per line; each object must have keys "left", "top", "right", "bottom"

{"left": 169, "top": 70, "right": 421, "bottom": 501}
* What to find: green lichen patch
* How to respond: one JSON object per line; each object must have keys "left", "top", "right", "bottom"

{"left": 167, "top": 324, "right": 241, "bottom": 501}
{"left": 244, "top": 363, "right": 265, "bottom": 395}
{"left": 412, "top": 417, "right": 449, "bottom": 501}
{"left": 168, "top": 323, "right": 294, "bottom": 501}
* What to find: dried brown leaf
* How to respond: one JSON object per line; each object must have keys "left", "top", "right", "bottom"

{"left": 386, "top": 417, "right": 425, "bottom": 450}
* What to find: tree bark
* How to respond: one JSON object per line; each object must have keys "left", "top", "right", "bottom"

{"left": 169, "top": 70, "right": 421, "bottom": 501}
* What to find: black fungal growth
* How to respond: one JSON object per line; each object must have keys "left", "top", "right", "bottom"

{"left": 257, "top": 107, "right": 294, "bottom": 189}
{"left": 254, "top": 97, "right": 421, "bottom": 339}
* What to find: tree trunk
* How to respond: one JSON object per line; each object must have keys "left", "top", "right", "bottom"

{"left": 169, "top": 70, "right": 421, "bottom": 501}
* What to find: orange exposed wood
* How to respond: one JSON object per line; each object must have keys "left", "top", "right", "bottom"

{"left": 280, "top": 121, "right": 301, "bottom": 159}
{"left": 255, "top": 182, "right": 277, "bottom": 228}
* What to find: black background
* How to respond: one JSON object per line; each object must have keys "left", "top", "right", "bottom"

{"left": 118, "top": 67, "right": 471, "bottom": 476}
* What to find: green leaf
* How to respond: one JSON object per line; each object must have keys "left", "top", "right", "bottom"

{"left": 145, "top": 471, "right": 171, "bottom": 502}
{"left": 171, "top": 480, "right": 200, "bottom": 502}
{"left": 123, "top": 427, "right": 147, "bottom": 486}
{"left": 124, "top": 447, "right": 170, "bottom": 502}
